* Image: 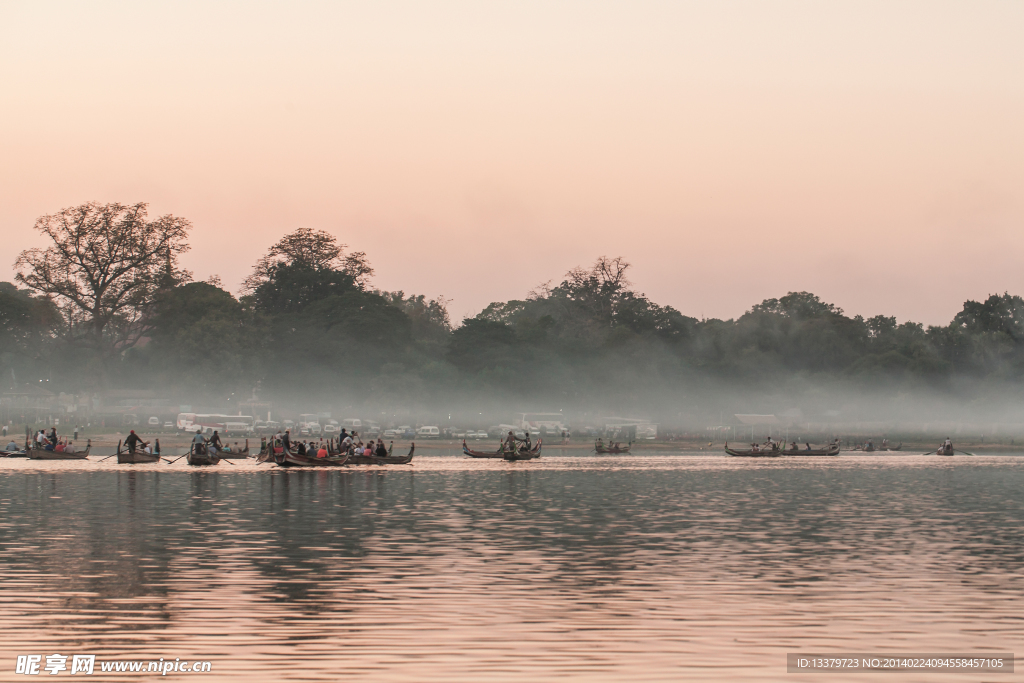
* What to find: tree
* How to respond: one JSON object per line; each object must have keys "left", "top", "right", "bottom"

{"left": 244, "top": 228, "right": 374, "bottom": 292}
{"left": 14, "top": 202, "right": 191, "bottom": 371}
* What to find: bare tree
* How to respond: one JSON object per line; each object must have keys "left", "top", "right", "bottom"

{"left": 244, "top": 227, "right": 374, "bottom": 291}
{"left": 14, "top": 202, "right": 191, "bottom": 364}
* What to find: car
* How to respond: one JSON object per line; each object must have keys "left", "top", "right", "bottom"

{"left": 472, "top": 431, "right": 489, "bottom": 439}
{"left": 164, "top": 422, "right": 174, "bottom": 430}
{"left": 323, "top": 423, "right": 339, "bottom": 435}
{"left": 416, "top": 426, "right": 440, "bottom": 438}
{"left": 452, "top": 431, "right": 466, "bottom": 439}
{"left": 147, "top": 416, "right": 160, "bottom": 426}
{"left": 383, "top": 429, "right": 400, "bottom": 438}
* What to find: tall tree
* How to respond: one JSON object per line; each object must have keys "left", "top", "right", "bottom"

{"left": 14, "top": 202, "right": 191, "bottom": 372}
{"left": 243, "top": 227, "right": 374, "bottom": 292}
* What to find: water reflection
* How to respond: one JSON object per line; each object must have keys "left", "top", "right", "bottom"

{"left": 0, "top": 455, "right": 1021, "bottom": 681}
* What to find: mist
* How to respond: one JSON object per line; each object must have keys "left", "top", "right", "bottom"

{"left": 4, "top": 210, "right": 1024, "bottom": 444}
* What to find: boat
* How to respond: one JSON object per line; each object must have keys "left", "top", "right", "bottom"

{"left": 464, "top": 439, "right": 542, "bottom": 459}
{"left": 594, "top": 441, "right": 631, "bottom": 454}
{"left": 724, "top": 442, "right": 781, "bottom": 458}
{"left": 779, "top": 443, "right": 841, "bottom": 456}
{"left": 27, "top": 442, "right": 92, "bottom": 460}
{"left": 187, "top": 443, "right": 220, "bottom": 467}
{"left": 116, "top": 440, "right": 161, "bottom": 464}
{"left": 347, "top": 443, "right": 416, "bottom": 465}
{"left": 2, "top": 448, "right": 28, "bottom": 457}
{"left": 934, "top": 446, "right": 955, "bottom": 456}
{"left": 275, "top": 450, "right": 351, "bottom": 468}
{"left": 216, "top": 440, "right": 251, "bottom": 458}
{"left": 503, "top": 440, "right": 542, "bottom": 461}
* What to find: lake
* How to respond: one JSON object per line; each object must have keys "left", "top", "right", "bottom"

{"left": 1, "top": 453, "right": 1021, "bottom": 681}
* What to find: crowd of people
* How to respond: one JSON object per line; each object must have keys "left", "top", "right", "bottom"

{"left": 31, "top": 427, "right": 81, "bottom": 453}
{"left": 264, "top": 428, "right": 392, "bottom": 458}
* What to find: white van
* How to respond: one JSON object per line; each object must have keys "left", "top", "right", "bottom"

{"left": 342, "top": 419, "right": 362, "bottom": 430}
{"left": 416, "top": 426, "right": 440, "bottom": 439}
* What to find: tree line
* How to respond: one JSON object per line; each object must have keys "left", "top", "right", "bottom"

{"left": 3, "top": 202, "right": 1024, "bottom": 413}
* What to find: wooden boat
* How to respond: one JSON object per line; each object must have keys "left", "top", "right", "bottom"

{"left": 778, "top": 446, "right": 843, "bottom": 456}
{"left": 216, "top": 440, "right": 250, "bottom": 458}
{"left": 275, "top": 450, "right": 351, "bottom": 467}
{"left": 594, "top": 442, "right": 631, "bottom": 454}
{"left": 27, "top": 443, "right": 91, "bottom": 460}
{"left": 503, "top": 441, "right": 542, "bottom": 461}
{"left": 347, "top": 443, "right": 416, "bottom": 466}
{"left": 464, "top": 439, "right": 542, "bottom": 459}
{"left": 187, "top": 443, "right": 220, "bottom": 466}
{"left": 116, "top": 440, "right": 161, "bottom": 464}
{"left": 724, "top": 443, "right": 781, "bottom": 458}
{"left": 2, "top": 448, "right": 28, "bottom": 457}
{"left": 934, "top": 446, "right": 955, "bottom": 456}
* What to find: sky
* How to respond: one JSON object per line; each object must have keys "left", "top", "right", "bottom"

{"left": 1, "top": 0, "right": 1022, "bottom": 325}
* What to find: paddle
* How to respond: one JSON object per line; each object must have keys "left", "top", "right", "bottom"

{"left": 955, "top": 448, "right": 975, "bottom": 456}
{"left": 97, "top": 440, "right": 123, "bottom": 462}
{"left": 167, "top": 446, "right": 192, "bottom": 465}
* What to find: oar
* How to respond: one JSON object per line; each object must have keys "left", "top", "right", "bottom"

{"left": 955, "top": 448, "right": 975, "bottom": 456}
{"left": 167, "top": 447, "right": 191, "bottom": 465}
{"left": 97, "top": 440, "right": 123, "bottom": 462}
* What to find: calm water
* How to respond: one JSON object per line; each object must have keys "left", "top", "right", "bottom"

{"left": 1, "top": 453, "right": 1021, "bottom": 681}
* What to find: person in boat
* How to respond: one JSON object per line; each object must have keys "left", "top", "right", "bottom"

{"left": 596, "top": 437, "right": 604, "bottom": 449}
{"left": 881, "top": 438, "right": 889, "bottom": 449}
{"left": 125, "top": 429, "right": 144, "bottom": 454}
{"left": 751, "top": 442, "right": 760, "bottom": 453}
{"left": 5, "top": 439, "right": 18, "bottom": 452}
{"left": 942, "top": 437, "right": 953, "bottom": 452}
{"left": 282, "top": 429, "right": 292, "bottom": 452}
{"left": 296, "top": 441, "right": 307, "bottom": 456}
{"left": 506, "top": 431, "right": 517, "bottom": 451}
{"left": 209, "top": 430, "right": 223, "bottom": 453}
{"left": 340, "top": 432, "right": 353, "bottom": 454}
{"left": 49, "top": 427, "right": 58, "bottom": 448}
{"left": 54, "top": 440, "right": 66, "bottom": 453}
{"left": 64, "top": 441, "right": 75, "bottom": 454}
{"left": 191, "top": 429, "right": 206, "bottom": 454}
{"left": 789, "top": 441, "right": 798, "bottom": 451}
{"left": 375, "top": 439, "right": 388, "bottom": 457}
{"left": 154, "top": 439, "right": 161, "bottom": 456}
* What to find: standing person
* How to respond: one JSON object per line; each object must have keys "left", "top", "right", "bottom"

{"left": 209, "top": 430, "right": 223, "bottom": 454}
{"left": 282, "top": 429, "right": 292, "bottom": 452}
{"left": 48, "top": 426, "right": 58, "bottom": 447}
{"left": 125, "top": 429, "right": 144, "bottom": 454}
{"left": 341, "top": 431, "right": 353, "bottom": 454}
{"left": 154, "top": 439, "right": 161, "bottom": 456}
{"left": 2, "top": 424, "right": 7, "bottom": 437}
{"left": 191, "top": 429, "right": 206, "bottom": 455}
{"left": 73, "top": 425, "right": 78, "bottom": 440}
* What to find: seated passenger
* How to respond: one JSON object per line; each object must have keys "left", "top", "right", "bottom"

{"left": 65, "top": 441, "right": 76, "bottom": 454}
{"left": 55, "top": 442, "right": 66, "bottom": 453}
{"left": 375, "top": 440, "right": 388, "bottom": 457}
{"left": 5, "top": 440, "right": 18, "bottom": 451}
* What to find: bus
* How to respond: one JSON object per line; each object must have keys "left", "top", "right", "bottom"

{"left": 176, "top": 413, "right": 254, "bottom": 435}
{"left": 515, "top": 413, "right": 567, "bottom": 435}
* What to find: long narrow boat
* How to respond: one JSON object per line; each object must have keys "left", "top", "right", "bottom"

{"left": 347, "top": 443, "right": 416, "bottom": 466}
{"left": 2, "top": 449, "right": 28, "bottom": 457}
{"left": 27, "top": 443, "right": 92, "bottom": 460}
{"left": 464, "top": 439, "right": 543, "bottom": 459}
{"left": 779, "top": 443, "right": 841, "bottom": 456}
{"left": 724, "top": 443, "right": 781, "bottom": 458}
{"left": 275, "top": 450, "right": 351, "bottom": 468}
{"left": 504, "top": 440, "right": 542, "bottom": 461}
{"left": 594, "top": 442, "right": 631, "bottom": 454}
{"left": 216, "top": 440, "right": 251, "bottom": 459}
{"left": 933, "top": 446, "right": 955, "bottom": 456}
{"left": 187, "top": 444, "right": 220, "bottom": 467}
{"left": 116, "top": 440, "right": 161, "bottom": 464}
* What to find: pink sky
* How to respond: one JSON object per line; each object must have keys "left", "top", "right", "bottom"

{"left": 1, "top": 1, "right": 1021, "bottom": 325}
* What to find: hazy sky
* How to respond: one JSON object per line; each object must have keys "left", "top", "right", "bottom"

{"left": 1, "top": 0, "right": 1021, "bottom": 325}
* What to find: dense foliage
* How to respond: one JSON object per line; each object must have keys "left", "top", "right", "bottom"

{"left": 7, "top": 205, "right": 1024, "bottom": 414}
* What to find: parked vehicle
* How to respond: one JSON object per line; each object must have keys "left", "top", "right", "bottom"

{"left": 147, "top": 416, "right": 160, "bottom": 426}
{"left": 416, "top": 426, "right": 440, "bottom": 438}
{"left": 383, "top": 429, "right": 400, "bottom": 438}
